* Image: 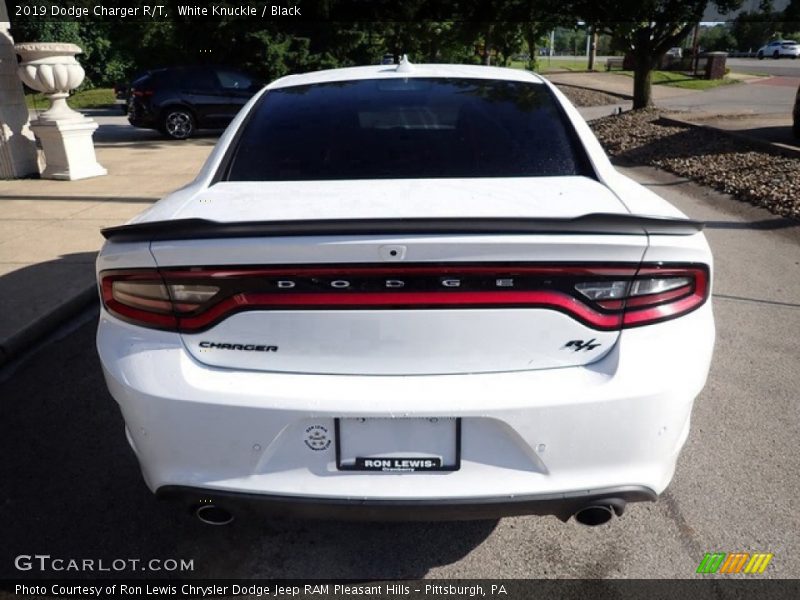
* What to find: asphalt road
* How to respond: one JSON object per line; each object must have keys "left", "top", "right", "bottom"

{"left": 0, "top": 165, "right": 798, "bottom": 580}
{"left": 660, "top": 73, "right": 800, "bottom": 115}
{"left": 727, "top": 57, "right": 800, "bottom": 78}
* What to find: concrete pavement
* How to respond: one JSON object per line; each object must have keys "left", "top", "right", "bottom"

{"left": 660, "top": 74, "right": 800, "bottom": 115}
{"left": 0, "top": 126, "right": 215, "bottom": 364}
{"left": 545, "top": 70, "right": 696, "bottom": 101}
{"left": 545, "top": 69, "right": 799, "bottom": 116}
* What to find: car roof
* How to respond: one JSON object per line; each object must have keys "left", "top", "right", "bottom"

{"left": 266, "top": 63, "right": 547, "bottom": 90}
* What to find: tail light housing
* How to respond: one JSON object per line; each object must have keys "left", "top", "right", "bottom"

{"left": 99, "top": 263, "right": 709, "bottom": 333}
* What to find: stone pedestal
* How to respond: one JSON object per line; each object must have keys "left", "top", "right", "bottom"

{"left": 30, "top": 117, "right": 106, "bottom": 180}
{"left": 0, "top": 2, "right": 38, "bottom": 178}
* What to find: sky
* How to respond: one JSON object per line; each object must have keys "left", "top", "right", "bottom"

{"left": 704, "top": 0, "right": 791, "bottom": 20}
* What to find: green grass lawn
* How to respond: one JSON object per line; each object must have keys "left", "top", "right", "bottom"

{"left": 508, "top": 59, "right": 599, "bottom": 74}
{"left": 25, "top": 87, "right": 116, "bottom": 110}
{"left": 619, "top": 70, "right": 739, "bottom": 90}
{"left": 508, "top": 59, "right": 740, "bottom": 89}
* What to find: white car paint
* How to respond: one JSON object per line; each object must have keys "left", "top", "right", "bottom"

{"left": 757, "top": 40, "right": 800, "bottom": 59}
{"left": 96, "top": 63, "right": 714, "bottom": 521}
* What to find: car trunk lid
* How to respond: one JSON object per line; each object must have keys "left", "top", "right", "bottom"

{"left": 116, "top": 178, "right": 665, "bottom": 375}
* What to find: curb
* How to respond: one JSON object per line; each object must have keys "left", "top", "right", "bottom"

{"left": 657, "top": 115, "right": 800, "bottom": 160}
{"left": 0, "top": 284, "right": 97, "bottom": 367}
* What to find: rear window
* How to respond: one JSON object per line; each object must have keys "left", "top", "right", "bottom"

{"left": 223, "top": 78, "right": 593, "bottom": 181}
{"left": 179, "top": 67, "right": 219, "bottom": 92}
{"left": 133, "top": 71, "right": 172, "bottom": 90}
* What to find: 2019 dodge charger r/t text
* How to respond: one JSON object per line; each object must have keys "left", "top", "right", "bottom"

{"left": 97, "top": 61, "right": 714, "bottom": 526}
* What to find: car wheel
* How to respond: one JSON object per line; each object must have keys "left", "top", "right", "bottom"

{"left": 794, "top": 121, "right": 800, "bottom": 139}
{"left": 161, "top": 108, "right": 195, "bottom": 140}
{"left": 758, "top": 51, "right": 764, "bottom": 60}
{"left": 773, "top": 50, "right": 780, "bottom": 59}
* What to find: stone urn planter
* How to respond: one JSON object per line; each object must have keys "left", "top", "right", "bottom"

{"left": 15, "top": 42, "right": 106, "bottom": 180}
{"left": 16, "top": 43, "right": 86, "bottom": 121}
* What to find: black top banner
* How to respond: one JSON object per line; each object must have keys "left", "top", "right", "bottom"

{"left": 11, "top": 1, "right": 555, "bottom": 23}
{"left": 7, "top": 0, "right": 788, "bottom": 23}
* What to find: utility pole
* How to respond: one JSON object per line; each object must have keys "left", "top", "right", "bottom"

{"left": 0, "top": 0, "right": 38, "bottom": 178}
{"left": 691, "top": 22, "right": 700, "bottom": 76}
{"left": 587, "top": 26, "right": 597, "bottom": 71}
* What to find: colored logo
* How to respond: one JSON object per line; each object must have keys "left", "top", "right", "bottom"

{"left": 696, "top": 552, "right": 773, "bottom": 574}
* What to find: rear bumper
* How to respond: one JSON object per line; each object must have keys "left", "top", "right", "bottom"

{"left": 98, "top": 302, "right": 714, "bottom": 513}
{"left": 158, "top": 485, "right": 657, "bottom": 522}
{"left": 127, "top": 104, "right": 158, "bottom": 129}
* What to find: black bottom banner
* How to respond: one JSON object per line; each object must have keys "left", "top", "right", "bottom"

{"left": 2, "top": 580, "right": 800, "bottom": 600}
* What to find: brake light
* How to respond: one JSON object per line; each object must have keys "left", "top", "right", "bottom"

{"left": 101, "top": 271, "right": 221, "bottom": 330}
{"left": 99, "top": 264, "right": 709, "bottom": 332}
{"left": 131, "top": 89, "right": 154, "bottom": 97}
{"left": 620, "top": 266, "right": 708, "bottom": 327}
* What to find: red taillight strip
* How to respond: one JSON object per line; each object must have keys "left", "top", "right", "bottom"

{"left": 99, "top": 263, "right": 710, "bottom": 333}
{"left": 175, "top": 290, "right": 624, "bottom": 332}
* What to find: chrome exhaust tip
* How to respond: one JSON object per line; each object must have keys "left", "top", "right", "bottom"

{"left": 194, "top": 504, "right": 234, "bottom": 526}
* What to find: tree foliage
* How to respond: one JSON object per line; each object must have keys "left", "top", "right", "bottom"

{"left": 698, "top": 23, "right": 736, "bottom": 51}
{"left": 574, "top": 0, "right": 743, "bottom": 108}
{"left": 19, "top": 0, "right": 794, "bottom": 107}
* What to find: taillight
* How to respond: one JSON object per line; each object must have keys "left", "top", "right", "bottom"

{"left": 620, "top": 265, "right": 709, "bottom": 327}
{"left": 574, "top": 267, "right": 707, "bottom": 325}
{"left": 99, "top": 264, "right": 709, "bottom": 332}
{"left": 101, "top": 270, "right": 221, "bottom": 330}
{"left": 131, "top": 89, "right": 154, "bottom": 97}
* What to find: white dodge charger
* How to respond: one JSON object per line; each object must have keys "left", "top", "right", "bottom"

{"left": 96, "top": 61, "right": 714, "bottom": 526}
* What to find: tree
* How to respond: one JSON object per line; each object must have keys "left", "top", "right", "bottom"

{"left": 698, "top": 23, "right": 736, "bottom": 52}
{"left": 731, "top": 10, "right": 779, "bottom": 51}
{"left": 576, "top": 0, "right": 742, "bottom": 109}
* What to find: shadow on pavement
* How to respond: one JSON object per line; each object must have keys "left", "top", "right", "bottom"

{"left": 0, "top": 253, "right": 97, "bottom": 366}
{"left": 705, "top": 218, "right": 800, "bottom": 230}
{"left": 92, "top": 120, "right": 222, "bottom": 146}
{"left": 0, "top": 317, "right": 496, "bottom": 580}
{"left": 0, "top": 194, "right": 154, "bottom": 203}
{"left": 721, "top": 124, "right": 799, "bottom": 148}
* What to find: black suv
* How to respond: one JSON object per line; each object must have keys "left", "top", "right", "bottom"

{"left": 128, "top": 66, "right": 261, "bottom": 139}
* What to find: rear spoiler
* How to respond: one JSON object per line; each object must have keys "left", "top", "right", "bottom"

{"left": 101, "top": 214, "right": 704, "bottom": 243}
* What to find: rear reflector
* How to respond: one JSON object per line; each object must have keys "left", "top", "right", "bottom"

{"left": 99, "top": 263, "right": 709, "bottom": 333}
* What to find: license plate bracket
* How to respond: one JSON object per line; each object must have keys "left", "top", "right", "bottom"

{"left": 335, "top": 417, "right": 461, "bottom": 472}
